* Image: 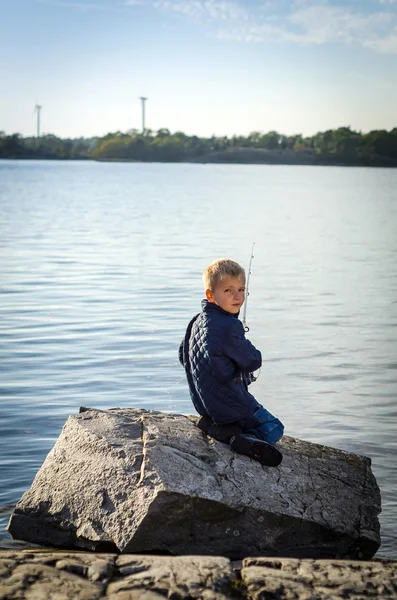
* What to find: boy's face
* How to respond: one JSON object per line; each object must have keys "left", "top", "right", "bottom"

{"left": 206, "top": 276, "right": 246, "bottom": 315}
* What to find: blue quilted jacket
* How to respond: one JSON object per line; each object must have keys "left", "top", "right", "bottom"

{"left": 179, "top": 299, "right": 262, "bottom": 425}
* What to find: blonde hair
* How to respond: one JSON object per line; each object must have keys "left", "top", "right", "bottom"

{"left": 203, "top": 258, "right": 245, "bottom": 291}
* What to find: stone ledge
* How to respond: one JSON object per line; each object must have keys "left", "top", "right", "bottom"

{"left": 0, "top": 552, "right": 396, "bottom": 599}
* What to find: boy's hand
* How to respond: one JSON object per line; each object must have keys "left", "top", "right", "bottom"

{"left": 246, "top": 372, "right": 257, "bottom": 385}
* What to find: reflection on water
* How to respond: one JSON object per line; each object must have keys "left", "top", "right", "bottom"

{"left": 0, "top": 160, "right": 396, "bottom": 557}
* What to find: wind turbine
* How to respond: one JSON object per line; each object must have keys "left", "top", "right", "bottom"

{"left": 139, "top": 96, "right": 148, "bottom": 134}
{"left": 34, "top": 104, "right": 42, "bottom": 138}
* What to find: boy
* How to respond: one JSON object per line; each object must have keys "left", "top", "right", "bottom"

{"left": 179, "top": 258, "right": 284, "bottom": 467}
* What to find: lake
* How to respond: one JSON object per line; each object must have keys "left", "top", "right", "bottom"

{"left": 0, "top": 159, "right": 396, "bottom": 558}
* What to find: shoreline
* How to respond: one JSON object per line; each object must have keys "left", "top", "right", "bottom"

{"left": 0, "top": 533, "right": 395, "bottom": 561}
{"left": 1, "top": 156, "right": 396, "bottom": 168}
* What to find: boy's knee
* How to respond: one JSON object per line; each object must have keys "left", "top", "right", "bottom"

{"left": 264, "top": 422, "right": 284, "bottom": 444}
{"left": 240, "top": 405, "right": 278, "bottom": 429}
{"left": 250, "top": 421, "right": 284, "bottom": 444}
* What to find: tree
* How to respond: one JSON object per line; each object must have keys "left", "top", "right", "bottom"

{"left": 156, "top": 128, "right": 171, "bottom": 137}
{"left": 1, "top": 127, "right": 396, "bottom": 166}
{"left": 0, "top": 134, "right": 24, "bottom": 157}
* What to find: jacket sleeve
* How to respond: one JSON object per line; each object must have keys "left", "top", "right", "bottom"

{"left": 224, "top": 319, "right": 262, "bottom": 373}
{"left": 178, "top": 313, "right": 200, "bottom": 368}
{"left": 178, "top": 339, "right": 184, "bottom": 366}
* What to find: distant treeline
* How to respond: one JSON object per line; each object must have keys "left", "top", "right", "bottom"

{"left": 1, "top": 127, "right": 397, "bottom": 167}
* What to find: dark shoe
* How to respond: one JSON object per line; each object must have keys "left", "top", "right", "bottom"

{"left": 230, "top": 433, "right": 283, "bottom": 467}
{"left": 197, "top": 415, "right": 213, "bottom": 433}
{"left": 197, "top": 416, "right": 242, "bottom": 444}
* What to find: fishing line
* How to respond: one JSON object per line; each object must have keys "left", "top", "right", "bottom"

{"left": 241, "top": 242, "right": 261, "bottom": 382}
{"left": 242, "top": 242, "right": 255, "bottom": 333}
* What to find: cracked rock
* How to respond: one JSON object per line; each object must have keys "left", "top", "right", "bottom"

{"left": 0, "top": 551, "right": 115, "bottom": 599}
{"left": 1, "top": 552, "right": 396, "bottom": 600}
{"left": 108, "top": 554, "right": 234, "bottom": 599}
{"left": 7, "top": 408, "right": 381, "bottom": 559}
{"left": 241, "top": 557, "right": 397, "bottom": 599}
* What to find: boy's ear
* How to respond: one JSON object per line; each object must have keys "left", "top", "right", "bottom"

{"left": 205, "top": 289, "right": 215, "bottom": 303}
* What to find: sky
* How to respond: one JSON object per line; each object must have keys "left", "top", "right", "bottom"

{"left": 1, "top": 0, "right": 396, "bottom": 139}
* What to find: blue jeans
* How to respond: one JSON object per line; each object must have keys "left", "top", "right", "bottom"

{"left": 236, "top": 405, "right": 284, "bottom": 444}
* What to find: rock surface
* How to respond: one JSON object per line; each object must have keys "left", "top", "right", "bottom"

{"left": 242, "top": 557, "right": 397, "bottom": 599}
{"left": 1, "top": 552, "right": 396, "bottom": 599}
{"left": 7, "top": 407, "right": 381, "bottom": 559}
{"left": 0, "top": 551, "right": 113, "bottom": 600}
{"left": 107, "top": 554, "right": 233, "bottom": 599}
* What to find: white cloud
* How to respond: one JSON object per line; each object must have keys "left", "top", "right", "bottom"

{"left": 215, "top": 1, "right": 397, "bottom": 54}
{"left": 363, "top": 31, "right": 397, "bottom": 53}
{"left": 287, "top": 4, "right": 392, "bottom": 45}
{"left": 153, "top": 0, "right": 248, "bottom": 22}
{"left": 36, "top": 0, "right": 397, "bottom": 54}
{"left": 37, "top": 0, "right": 123, "bottom": 11}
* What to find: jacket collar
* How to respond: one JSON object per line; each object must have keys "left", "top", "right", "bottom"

{"left": 201, "top": 298, "right": 240, "bottom": 319}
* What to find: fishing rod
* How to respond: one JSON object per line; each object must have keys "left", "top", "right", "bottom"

{"left": 241, "top": 242, "right": 255, "bottom": 332}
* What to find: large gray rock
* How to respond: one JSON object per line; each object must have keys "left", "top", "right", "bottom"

{"left": 7, "top": 407, "right": 381, "bottom": 559}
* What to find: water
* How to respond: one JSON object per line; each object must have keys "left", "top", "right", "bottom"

{"left": 0, "top": 160, "right": 396, "bottom": 558}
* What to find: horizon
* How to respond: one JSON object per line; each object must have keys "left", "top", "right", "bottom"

{"left": 1, "top": 0, "right": 397, "bottom": 139}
